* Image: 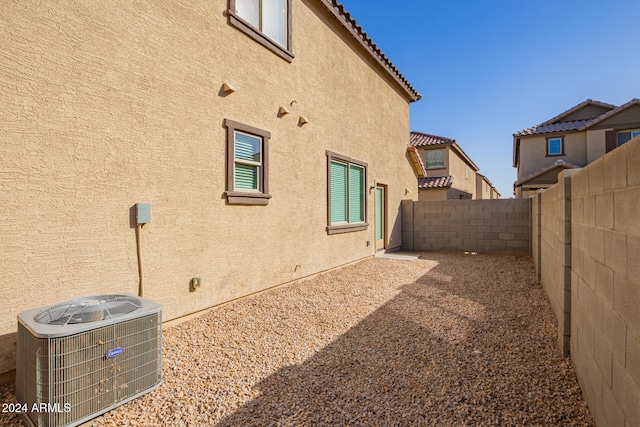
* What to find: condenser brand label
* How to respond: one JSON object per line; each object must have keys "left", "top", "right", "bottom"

{"left": 105, "top": 347, "right": 125, "bottom": 358}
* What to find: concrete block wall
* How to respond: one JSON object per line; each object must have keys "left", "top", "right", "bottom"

{"left": 403, "top": 199, "right": 531, "bottom": 254}
{"left": 537, "top": 170, "right": 576, "bottom": 356}
{"left": 532, "top": 192, "right": 541, "bottom": 282}
{"left": 534, "top": 135, "right": 640, "bottom": 426}
{"left": 569, "top": 139, "right": 640, "bottom": 427}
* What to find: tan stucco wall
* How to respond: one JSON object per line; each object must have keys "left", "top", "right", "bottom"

{"left": 475, "top": 178, "right": 491, "bottom": 200}
{"left": 448, "top": 151, "right": 477, "bottom": 198}
{"left": 586, "top": 128, "right": 607, "bottom": 163}
{"left": 518, "top": 132, "right": 587, "bottom": 179}
{"left": 417, "top": 188, "right": 448, "bottom": 201}
{"left": 0, "top": 0, "right": 417, "bottom": 374}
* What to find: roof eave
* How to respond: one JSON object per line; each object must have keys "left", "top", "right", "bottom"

{"left": 318, "top": 0, "right": 421, "bottom": 103}
{"left": 579, "top": 98, "right": 640, "bottom": 130}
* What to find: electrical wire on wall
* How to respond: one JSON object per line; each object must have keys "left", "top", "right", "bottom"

{"left": 136, "top": 223, "right": 144, "bottom": 297}
{"left": 134, "top": 202, "right": 150, "bottom": 298}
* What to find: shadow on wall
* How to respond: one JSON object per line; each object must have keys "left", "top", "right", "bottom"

{"left": 215, "top": 254, "right": 588, "bottom": 426}
{"left": 0, "top": 333, "right": 17, "bottom": 384}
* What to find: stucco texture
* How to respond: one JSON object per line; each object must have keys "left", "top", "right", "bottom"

{"left": 518, "top": 132, "right": 587, "bottom": 179}
{"left": 0, "top": 0, "right": 417, "bottom": 374}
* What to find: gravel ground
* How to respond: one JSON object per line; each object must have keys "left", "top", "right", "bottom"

{"left": 1, "top": 253, "right": 593, "bottom": 426}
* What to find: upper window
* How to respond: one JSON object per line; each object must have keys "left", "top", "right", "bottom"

{"left": 327, "top": 151, "right": 368, "bottom": 235}
{"left": 224, "top": 119, "right": 272, "bottom": 205}
{"left": 425, "top": 149, "right": 445, "bottom": 169}
{"left": 228, "top": 0, "right": 293, "bottom": 62}
{"left": 617, "top": 129, "right": 640, "bottom": 146}
{"left": 546, "top": 136, "right": 564, "bottom": 156}
{"left": 465, "top": 164, "right": 469, "bottom": 180}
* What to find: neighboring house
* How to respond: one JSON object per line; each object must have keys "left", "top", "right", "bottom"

{"left": 0, "top": 1, "right": 420, "bottom": 377}
{"left": 476, "top": 173, "right": 500, "bottom": 199}
{"left": 513, "top": 98, "right": 640, "bottom": 197}
{"left": 409, "top": 132, "right": 481, "bottom": 200}
{"left": 491, "top": 187, "right": 502, "bottom": 200}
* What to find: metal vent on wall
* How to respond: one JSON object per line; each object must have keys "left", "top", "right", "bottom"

{"left": 16, "top": 294, "right": 162, "bottom": 427}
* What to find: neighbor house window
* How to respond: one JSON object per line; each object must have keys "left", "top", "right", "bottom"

{"left": 546, "top": 136, "right": 564, "bottom": 156}
{"left": 224, "top": 119, "right": 271, "bottom": 205}
{"left": 617, "top": 129, "right": 640, "bottom": 146}
{"left": 327, "top": 151, "right": 368, "bottom": 235}
{"left": 465, "top": 165, "right": 469, "bottom": 179}
{"left": 228, "top": 0, "right": 292, "bottom": 61}
{"left": 425, "top": 149, "right": 445, "bottom": 169}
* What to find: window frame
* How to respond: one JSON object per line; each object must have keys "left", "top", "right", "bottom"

{"left": 228, "top": 0, "right": 293, "bottom": 62}
{"left": 546, "top": 136, "right": 565, "bottom": 157}
{"left": 326, "top": 151, "right": 368, "bottom": 235}
{"left": 224, "top": 119, "right": 272, "bottom": 205}
{"left": 617, "top": 129, "right": 640, "bottom": 147}
{"left": 425, "top": 148, "right": 445, "bottom": 170}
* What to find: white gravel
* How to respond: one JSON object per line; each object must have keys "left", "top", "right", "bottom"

{"left": 1, "top": 253, "right": 593, "bottom": 426}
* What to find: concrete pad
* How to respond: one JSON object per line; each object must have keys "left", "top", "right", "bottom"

{"left": 375, "top": 251, "right": 421, "bottom": 261}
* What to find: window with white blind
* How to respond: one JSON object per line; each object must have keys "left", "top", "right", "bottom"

{"left": 327, "top": 151, "right": 368, "bottom": 234}
{"left": 425, "top": 149, "right": 445, "bottom": 169}
{"left": 229, "top": 0, "right": 292, "bottom": 61}
{"left": 224, "top": 119, "right": 272, "bottom": 205}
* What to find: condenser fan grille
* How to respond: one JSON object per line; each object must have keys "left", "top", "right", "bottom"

{"left": 34, "top": 295, "right": 142, "bottom": 325}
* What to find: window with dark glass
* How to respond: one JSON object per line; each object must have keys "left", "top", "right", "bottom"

{"left": 617, "top": 129, "right": 640, "bottom": 146}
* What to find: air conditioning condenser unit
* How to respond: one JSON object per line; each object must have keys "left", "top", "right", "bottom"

{"left": 16, "top": 294, "right": 162, "bottom": 427}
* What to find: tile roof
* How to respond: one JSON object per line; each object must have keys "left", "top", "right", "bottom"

{"left": 514, "top": 160, "right": 581, "bottom": 187}
{"left": 409, "top": 132, "right": 454, "bottom": 147}
{"left": 320, "top": 1, "right": 421, "bottom": 102}
{"left": 539, "top": 99, "right": 616, "bottom": 126}
{"left": 514, "top": 119, "right": 592, "bottom": 137}
{"left": 418, "top": 175, "right": 454, "bottom": 189}
{"left": 577, "top": 98, "right": 640, "bottom": 130}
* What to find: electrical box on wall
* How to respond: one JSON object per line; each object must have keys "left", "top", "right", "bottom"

{"left": 137, "top": 202, "right": 151, "bottom": 224}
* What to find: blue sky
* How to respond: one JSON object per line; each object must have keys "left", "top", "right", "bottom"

{"left": 339, "top": 0, "right": 640, "bottom": 197}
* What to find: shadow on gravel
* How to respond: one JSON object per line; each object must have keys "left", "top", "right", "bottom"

{"left": 215, "top": 254, "right": 592, "bottom": 426}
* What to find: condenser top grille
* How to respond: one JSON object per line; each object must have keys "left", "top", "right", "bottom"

{"left": 34, "top": 295, "right": 142, "bottom": 325}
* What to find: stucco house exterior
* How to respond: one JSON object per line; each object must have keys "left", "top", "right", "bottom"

{"left": 476, "top": 173, "right": 500, "bottom": 200}
{"left": 0, "top": 0, "right": 421, "bottom": 379}
{"left": 513, "top": 98, "right": 640, "bottom": 197}
{"left": 409, "top": 132, "right": 484, "bottom": 200}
